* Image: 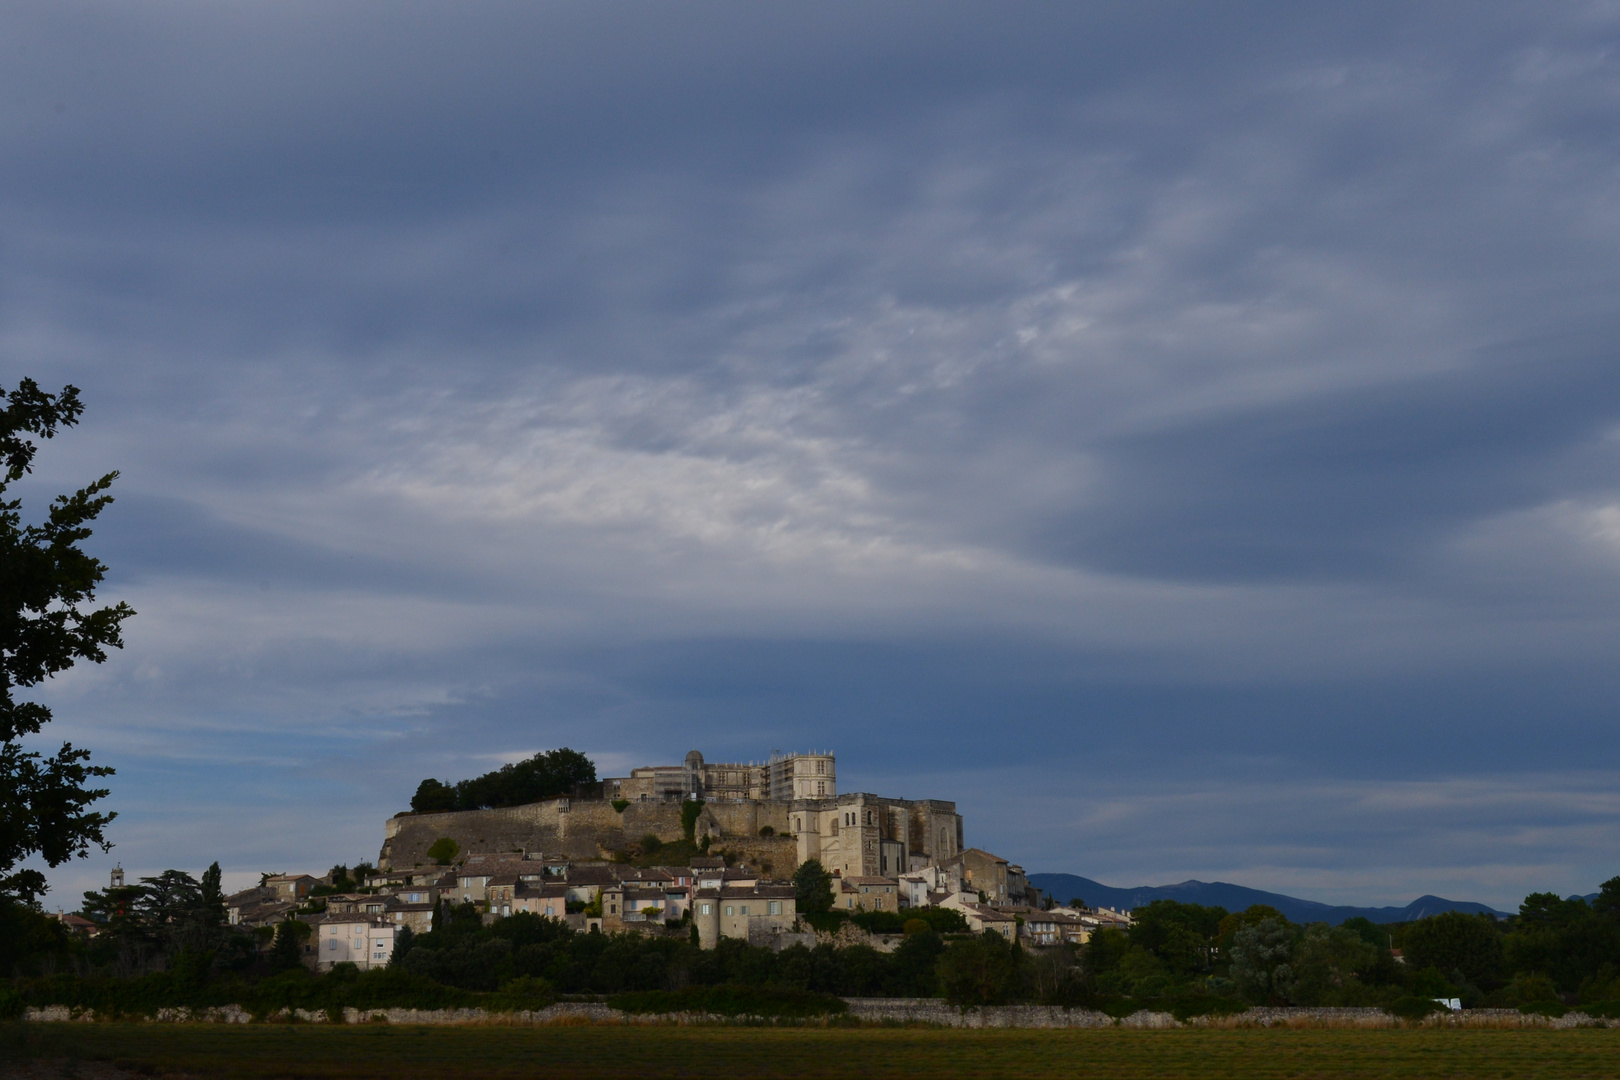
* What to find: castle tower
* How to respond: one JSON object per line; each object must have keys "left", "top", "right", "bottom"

{"left": 684, "top": 749, "right": 705, "bottom": 799}
{"left": 769, "top": 751, "right": 835, "bottom": 801}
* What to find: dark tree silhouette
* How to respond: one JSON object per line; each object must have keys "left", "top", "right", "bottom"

{"left": 0, "top": 379, "right": 134, "bottom": 906}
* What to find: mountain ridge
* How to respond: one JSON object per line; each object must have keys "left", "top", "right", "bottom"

{"left": 1027, "top": 873, "right": 1512, "bottom": 924}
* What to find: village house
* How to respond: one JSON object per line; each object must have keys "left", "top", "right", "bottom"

{"left": 224, "top": 887, "right": 296, "bottom": 928}
{"left": 601, "top": 883, "right": 690, "bottom": 929}
{"left": 507, "top": 882, "right": 571, "bottom": 919}
{"left": 387, "top": 901, "right": 436, "bottom": 934}
{"left": 264, "top": 874, "right": 317, "bottom": 901}
{"left": 838, "top": 876, "right": 901, "bottom": 913}
{"left": 310, "top": 913, "right": 396, "bottom": 971}
{"left": 693, "top": 884, "right": 797, "bottom": 948}
{"left": 938, "top": 892, "right": 1019, "bottom": 941}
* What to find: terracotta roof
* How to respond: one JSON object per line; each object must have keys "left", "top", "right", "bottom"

{"left": 961, "top": 849, "right": 1009, "bottom": 864}
{"left": 514, "top": 882, "right": 569, "bottom": 898}
{"left": 307, "top": 913, "right": 393, "bottom": 927}
{"left": 622, "top": 888, "right": 672, "bottom": 903}
{"left": 720, "top": 884, "right": 795, "bottom": 899}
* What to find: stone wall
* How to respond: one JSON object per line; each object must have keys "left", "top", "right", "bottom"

{"left": 25, "top": 1003, "right": 1620, "bottom": 1028}
{"left": 380, "top": 797, "right": 795, "bottom": 870}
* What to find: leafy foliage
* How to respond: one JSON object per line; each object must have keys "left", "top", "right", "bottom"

{"left": 850, "top": 907, "right": 968, "bottom": 935}
{"left": 0, "top": 379, "right": 135, "bottom": 905}
{"left": 1403, "top": 911, "right": 1504, "bottom": 988}
{"left": 936, "top": 930, "right": 1025, "bottom": 1006}
{"left": 410, "top": 749, "right": 597, "bottom": 813}
{"left": 1229, "top": 917, "right": 1298, "bottom": 1004}
{"left": 792, "top": 859, "right": 834, "bottom": 916}
{"left": 76, "top": 863, "right": 249, "bottom": 978}
{"left": 680, "top": 799, "right": 705, "bottom": 841}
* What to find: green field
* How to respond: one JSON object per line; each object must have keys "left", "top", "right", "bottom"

{"left": 6, "top": 1024, "right": 1620, "bottom": 1079}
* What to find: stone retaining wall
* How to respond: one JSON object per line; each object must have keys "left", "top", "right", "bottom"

{"left": 23, "top": 1002, "right": 1620, "bottom": 1028}
{"left": 380, "top": 799, "right": 795, "bottom": 870}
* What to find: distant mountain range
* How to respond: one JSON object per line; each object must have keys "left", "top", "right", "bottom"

{"left": 1027, "top": 873, "right": 1512, "bottom": 925}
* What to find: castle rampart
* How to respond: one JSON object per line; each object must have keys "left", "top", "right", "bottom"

{"left": 380, "top": 749, "right": 962, "bottom": 879}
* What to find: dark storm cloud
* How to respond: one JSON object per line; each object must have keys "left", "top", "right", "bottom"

{"left": 7, "top": 1, "right": 1620, "bottom": 906}
{"left": 1045, "top": 332, "right": 1620, "bottom": 581}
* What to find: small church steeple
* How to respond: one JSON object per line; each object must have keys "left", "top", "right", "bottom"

{"left": 110, "top": 864, "right": 124, "bottom": 889}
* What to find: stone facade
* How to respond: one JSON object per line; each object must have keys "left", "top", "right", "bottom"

{"left": 606, "top": 749, "right": 837, "bottom": 803}
{"left": 789, "top": 794, "right": 962, "bottom": 878}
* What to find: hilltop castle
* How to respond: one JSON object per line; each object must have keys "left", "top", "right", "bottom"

{"left": 380, "top": 749, "right": 962, "bottom": 880}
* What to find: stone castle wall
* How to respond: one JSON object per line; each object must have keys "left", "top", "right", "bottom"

{"left": 380, "top": 797, "right": 795, "bottom": 870}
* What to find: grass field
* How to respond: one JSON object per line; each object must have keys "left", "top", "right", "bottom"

{"left": 6, "top": 1024, "right": 1620, "bottom": 1079}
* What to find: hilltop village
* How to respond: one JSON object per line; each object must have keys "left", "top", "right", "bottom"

{"left": 222, "top": 750, "right": 1133, "bottom": 970}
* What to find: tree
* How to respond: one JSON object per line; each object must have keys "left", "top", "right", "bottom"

{"left": 411, "top": 748, "right": 598, "bottom": 813}
{"left": 411, "top": 779, "right": 457, "bottom": 814}
{"left": 792, "top": 859, "right": 834, "bottom": 916}
{"left": 1128, "top": 899, "right": 1227, "bottom": 974}
{"left": 936, "top": 929, "right": 1024, "bottom": 1005}
{"left": 269, "top": 920, "right": 304, "bottom": 972}
{"left": 390, "top": 925, "right": 416, "bottom": 966}
{"left": 1403, "top": 911, "right": 1504, "bottom": 989}
{"left": 1288, "top": 923, "right": 1378, "bottom": 1006}
{"left": 0, "top": 380, "right": 134, "bottom": 906}
{"left": 1230, "top": 917, "right": 1297, "bottom": 1004}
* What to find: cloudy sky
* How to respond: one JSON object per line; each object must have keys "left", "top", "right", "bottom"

{"left": 8, "top": 1, "right": 1620, "bottom": 911}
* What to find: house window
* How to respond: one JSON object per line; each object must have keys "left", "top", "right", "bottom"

{"left": 817, "top": 781, "right": 825, "bottom": 795}
{"left": 609, "top": 904, "right": 617, "bottom": 914}
{"left": 739, "top": 905, "right": 748, "bottom": 915}
{"left": 768, "top": 901, "right": 782, "bottom": 915}
{"left": 701, "top": 903, "right": 712, "bottom": 915}
{"left": 328, "top": 940, "right": 338, "bottom": 951}
{"left": 725, "top": 906, "right": 734, "bottom": 916}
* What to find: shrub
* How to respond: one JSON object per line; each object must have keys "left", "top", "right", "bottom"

{"left": 639, "top": 834, "right": 662, "bottom": 854}
{"left": 0, "top": 987, "right": 24, "bottom": 1020}
{"left": 487, "top": 975, "right": 556, "bottom": 1013}
{"left": 1387, "top": 996, "right": 1447, "bottom": 1020}
{"left": 427, "top": 837, "right": 460, "bottom": 865}
{"left": 611, "top": 799, "right": 629, "bottom": 813}
{"left": 903, "top": 918, "right": 931, "bottom": 936}
{"left": 803, "top": 911, "right": 848, "bottom": 934}
{"left": 758, "top": 825, "right": 775, "bottom": 837}
{"left": 853, "top": 908, "right": 967, "bottom": 935}
{"left": 680, "top": 800, "right": 705, "bottom": 841}
{"left": 1167, "top": 992, "right": 1248, "bottom": 1022}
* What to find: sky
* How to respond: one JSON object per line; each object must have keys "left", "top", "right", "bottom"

{"left": 7, "top": 1, "right": 1620, "bottom": 912}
